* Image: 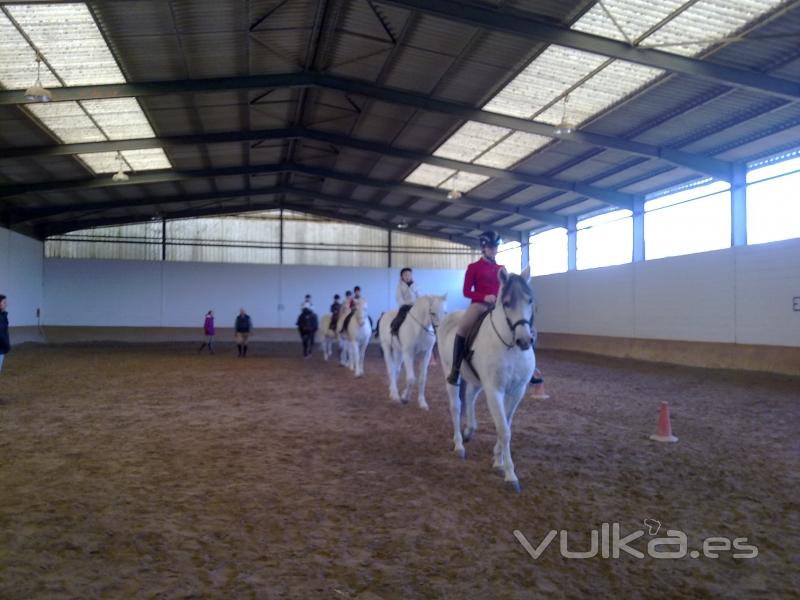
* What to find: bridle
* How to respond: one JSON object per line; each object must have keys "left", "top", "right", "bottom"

{"left": 488, "top": 288, "right": 534, "bottom": 349}
{"left": 408, "top": 298, "right": 438, "bottom": 336}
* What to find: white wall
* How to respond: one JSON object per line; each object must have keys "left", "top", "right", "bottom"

{"left": 43, "top": 258, "right": 471, "bottom": 328}
{"left": 533, "top": 237, "right": 800, "bottom": 347}
{"left": 0, "top": 226, "right": 44, "bottom": 328}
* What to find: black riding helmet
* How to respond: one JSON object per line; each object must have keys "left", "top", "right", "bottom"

{"left": 479, "top": 230, "right": 502, "bottom": 248}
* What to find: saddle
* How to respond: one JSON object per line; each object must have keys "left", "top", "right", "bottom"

{"left": 341, "top": 309, "right": 372, "bottom": 335}
{"left": 340, "top": 311, "right": 355, "bottom": 334}
{"left": 462, "top": 309, "right": 492, "bottom": 381}
{"left": 390, "top": 304, "right": 413, "bottom": 336}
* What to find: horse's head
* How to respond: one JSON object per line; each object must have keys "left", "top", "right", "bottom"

{"left": 354, "top": 298, "right": 368, "bottom": 324}
{"left": 427, "top": 293, "right": 448, "bottom": 329}
{"left": 498, "top": 265, "right": 536, "bottom": 351}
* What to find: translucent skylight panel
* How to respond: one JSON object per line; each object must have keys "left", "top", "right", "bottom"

{"left": 433, "top": 122, "right": 510, "bottom": 162}
{"left": 483, "top": 46, "right": 608, "bottom": 119}
{"left": 0, "top": 12, "right": 61, "bottom": 89}
{"left": 0, "top": 4, "right": 171, "bottom": 175}
{"left": 474, "top": 132, "right": 550, "bottom": 169}
{"left": 6, "top": 3, "right": 125, "bottom": 86}
{"left": 535, "top": 61, "right": 664, "bottom": 125}
{"left": 27, "top": 101, "right": 105, "bottom": 143}
{"left": 405, "top": 164, "right": 456, "bottom": 187}
{"left": 573, "top": 0, "right": 686, "bottom": 42}
{"left": 642, "top": 0, "right": 786, "bottom": 56}
{"left": 439, "top": 171, "right": 490, "bottom": 192}
{"left": 81, "top": 98, "right": 158, "bottom": 140}
{"left": 122, "top": 148, "right": 171, "bottom": 171}
{"left": 78, "top": 148, "right": 171, "bottom": 173}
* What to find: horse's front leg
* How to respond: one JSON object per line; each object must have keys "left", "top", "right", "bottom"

{"left": 416, "top": 346, "right": 433, "bottom": 411}
{"left": 484, "top": 385, "right": 520, "bottom": 493}
{"left": 400, "top": 349, "right": 418, "bottom": 407}
{"left": 462, "top": 382, "right": 480, "bottom": 442}
{"left": 383, "top": 343, "right": 400, "bottom": 401}
{"left": 357, "top": 340, "right": 368, "bottom": 377}
{"left": 445, "top": 382, "right": 465, "bottom": 458}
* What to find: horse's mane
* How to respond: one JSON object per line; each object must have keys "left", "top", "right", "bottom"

{"left": 501, "top": 273, "right": 534, "bottom": 306}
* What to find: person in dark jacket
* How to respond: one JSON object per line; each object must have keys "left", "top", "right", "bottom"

{"left": 296, "top": 307, "right": 319, "bottom": 358}
{"left": 0, "top": 295, "right": 9, "bottom": 375}
{"left": 235, "top": 308, "right": 253, "bottom": 358}
{"left": 329, "top": 294, "right": 341, "bottom": 331}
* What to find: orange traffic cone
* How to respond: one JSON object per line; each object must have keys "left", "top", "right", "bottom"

{"left": 530, "top": 368, "right": 550, "bottom": 400}
{"left": 649, "top": 401, "right": 678, "bottom": 442}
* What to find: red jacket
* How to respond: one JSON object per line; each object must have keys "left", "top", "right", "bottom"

{"left": 463, "top": 257, "right": 502, "bottom": 303}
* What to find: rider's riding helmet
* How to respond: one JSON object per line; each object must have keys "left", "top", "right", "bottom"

{"left": 479, "top": 230, "right": 502, "bottom": 249}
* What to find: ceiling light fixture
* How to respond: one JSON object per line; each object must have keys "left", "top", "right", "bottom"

{"left": 24, "top": 53, "right": 52, "bottom": 103}
{"left": 447, "top": 189, "right": 462, "bottom": 200}
{"left": 397, "top": 219, "right": 409, "bottom": 230}
{"left": 553, "top": 94, "right": 575, "bottom": 136}
{"left": 112, "top": 152, "right": 130, "bottom": 182}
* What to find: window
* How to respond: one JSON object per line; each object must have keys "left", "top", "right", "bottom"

{"left": 746, "top": 157, "right": 800, "bottom": 245}
{"left": 644, "top": 181, "right": 731, "bottom": 260}
{"left": 496, "top": 241, "right": 521, "bottom": 274}
{"left": 529, "top": 228, "right": 568, "bottom": 276}
{"left": 576, "top": 210, "right": 632, "bottom": 270}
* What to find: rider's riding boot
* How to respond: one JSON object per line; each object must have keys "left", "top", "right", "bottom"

{"left": 447, "top": 334, "right": 466, "bottom": 385}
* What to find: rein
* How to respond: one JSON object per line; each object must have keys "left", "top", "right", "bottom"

{"left": 407, "top": 300, "right": 437, "bottom": 336}
{"left": 487, "top": 303, "right": 533, "bottom": 349}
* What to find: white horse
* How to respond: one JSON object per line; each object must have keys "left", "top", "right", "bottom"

{"left": 341, "top": 299, "right": 371, "bottom": 377}
{"left": 318, "top": 313, "right": 340, "bottom": 361}
{"left": 438, "top": 266, "right": 536, "bottom": 493}
{"left": 378, "top": 294, "right": 448, "bottom": 410}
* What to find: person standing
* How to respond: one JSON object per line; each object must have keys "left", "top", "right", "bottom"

{"left": 235, "top": 308, "right": 253, "bottom": 358}
{"left": 198, "top": 310, "right": 215, "bottom": 354}
{"left": 0, "top": 295, "right": 9, "bottom": 376}
{"left": 296, "top": 306, "right": 319, "bottom": 358}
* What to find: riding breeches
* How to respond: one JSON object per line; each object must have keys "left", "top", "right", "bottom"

{"left": 456, "top": 302, "right": 491, "bottom": 337}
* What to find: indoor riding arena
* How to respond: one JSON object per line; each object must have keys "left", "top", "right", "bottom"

{"left": 0, "top": 1, "right": 798, "bottom": 599}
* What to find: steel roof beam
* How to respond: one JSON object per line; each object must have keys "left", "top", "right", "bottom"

{"left": 1, "top": 126, "right": 635, "bottom": 209}
{"left": 0, "top": 162, "right": 568, "bottom": 227}
{"left": 0, "top": 71, "right": 733, "bottom": 180}
{"left": 381, "top": 0, "right": 800, "bottom": 101}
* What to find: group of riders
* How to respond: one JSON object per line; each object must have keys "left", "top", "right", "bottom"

{"left": 298, "top": 229, "right": 542, "bottom": 386}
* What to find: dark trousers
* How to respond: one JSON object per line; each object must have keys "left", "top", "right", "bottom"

{"left": 301, "top": 332, "right": 315, "bottom": 356}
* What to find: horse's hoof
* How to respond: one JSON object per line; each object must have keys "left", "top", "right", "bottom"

{"left": 507, "top": 480, "right": 521, "bottom": 494}
{"left": 493, "top": 464, "right": 504, "bottom": 475}
{"left": 418, "top": 402, "right": 429, "bottom": 411}
{"left": 462, "top": 427, "right": 474, "bottom": 442}
{"left": 400, "top": 397, "right": 409, "bottom": 405}
{"left": 455, "top": 448, "right": 466, "bottom": 459}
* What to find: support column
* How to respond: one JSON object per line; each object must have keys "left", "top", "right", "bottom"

{"left": 519, "top": 231, "right": 530, "bottom": 270}
{"left": 567, "top": 216, "right": 577, "bottom": 271}
{"left": 632, "top": 197, "right": 645, "bottom": 262}
{"left": 161, "top": 217, "right": 166, "bottom": 261}
{"left": 279, "top": 207, "right": 284, "bottom": 265}
{"left": 731, "top": 163, "right": 747, "bottom": 247}
{"left": 387, "top": 229, "right": 392, "bottom": 268}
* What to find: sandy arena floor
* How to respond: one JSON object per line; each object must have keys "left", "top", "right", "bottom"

{"left": 0, "top": 342, "right": 797, "bottom": 599}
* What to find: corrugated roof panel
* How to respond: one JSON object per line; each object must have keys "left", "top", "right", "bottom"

{"left": 475, "top": 131, "right": 551, "bottom": 169}
{"left": 6, "top": 3, "right": 125, "bottom": 86}
{"left": 433, "top": 121, "right": 510, "bottom": 162}
{"left": 641, "top": 0, "right": 786, "bottom": 56}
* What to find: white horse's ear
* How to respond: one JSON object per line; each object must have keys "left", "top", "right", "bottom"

{"left": 498, "top": 267, "right": 509, "bottom": 284}
{"left": 521, "top": 265, "right": 531, "bottom": 281}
